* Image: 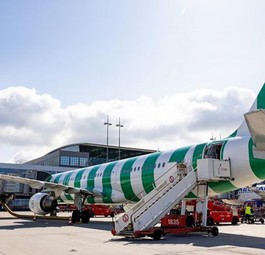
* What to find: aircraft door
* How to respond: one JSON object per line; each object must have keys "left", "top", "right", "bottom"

{"left": 204, "top": 143, "right": 223, "bottom": 159}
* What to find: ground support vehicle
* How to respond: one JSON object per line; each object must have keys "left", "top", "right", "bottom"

{"left": 88, "top": 205, "right": 124, "bottom": 218}
{"left": 206, "top": 199, "right": 240, "bottom": 225}
{"left": 111, "top": 214, "right": 219, "bottom": 240}
{"left": 58, "top": 204, "right": 124, "bottom": 218}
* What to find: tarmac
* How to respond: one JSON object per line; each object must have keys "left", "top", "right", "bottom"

{"left": 0, "top": 211, "right": 265, "bottom": 255}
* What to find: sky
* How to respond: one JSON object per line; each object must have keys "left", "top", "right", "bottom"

{"left": 0, "top": 0, "right": 264, "bottom": 163}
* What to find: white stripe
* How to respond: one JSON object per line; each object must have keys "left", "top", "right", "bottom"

{"left": 94, "top": 164, "right": 107, "bottom": 203}
{"left": 130, "top": 155, "right": 149, "bottom": 199}
{"left": 111, "top": 160, "right": 126, "bottom": 202}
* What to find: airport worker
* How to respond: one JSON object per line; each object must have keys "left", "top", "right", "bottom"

{"left": 245, "top": 203, "right": 253, "bottom": 223}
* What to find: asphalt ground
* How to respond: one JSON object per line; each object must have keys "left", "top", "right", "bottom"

{"left": 0, "top": 211, "right": 265, "bottom": 255}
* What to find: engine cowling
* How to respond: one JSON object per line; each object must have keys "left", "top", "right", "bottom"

{"left": 29, "top": 192, "right": 57, "bottom": 215}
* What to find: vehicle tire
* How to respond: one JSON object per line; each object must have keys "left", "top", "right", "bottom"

{"left": 81, "top": 210, "right": 90, "bottom": 223}
{"left": 260, "top": 219, "right": 264, "bottom": 224}
{"left": 231, "top": 216, "right": 239, "bottom": 225}
{"left": 72, "top": 210, "right": 81, "bottom": 223}
{"left": 152, "top": 229, "right": 162, "bottom": 241}
{"left": 50, "top": 210, "right": 57, "bottom": 217}
{"left": 186, "top": 215, "right": 195, "bottom": 227}
{"left": 211, "top": 226, "right": 219, "bottom": 236}
{"left": 207, "top": 217, "right": 214, "bottom": 226}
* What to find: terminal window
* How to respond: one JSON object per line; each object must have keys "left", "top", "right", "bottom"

{"left": 80, "top": 157, "right": 88, "bottom": 167}
{"left": 60, "top": 156, "right": 70, "bottom": 166}
{"left": 70, "top": 157, "right": 79, "bottom": 166}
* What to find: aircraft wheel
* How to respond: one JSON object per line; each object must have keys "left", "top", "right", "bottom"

{"left": 81, "top": 210, "right": 90, "bottom": 223}
{"left": 211, "top": 226, "right": 219, "bottom": 236}
{"left": 72, "top": 210, "right": 81, "bottom": 223}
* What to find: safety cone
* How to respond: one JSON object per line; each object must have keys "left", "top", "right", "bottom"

{"left": 33, "top": 214, "right": 36, "bottom": 221}
{"left": 68, "top": 216, "right": 72, "bottom": 225}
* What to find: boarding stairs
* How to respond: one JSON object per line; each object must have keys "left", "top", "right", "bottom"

{"left": 113, "top": 163, "right": 198, "bottom": 236}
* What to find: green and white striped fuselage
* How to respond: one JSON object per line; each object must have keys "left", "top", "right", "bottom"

{"left": 48, "top": 135, "right": 265, "bottom": 205}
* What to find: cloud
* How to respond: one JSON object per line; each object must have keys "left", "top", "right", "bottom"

{"left": 0, "top": 86, "right": 256, "bottom": 163}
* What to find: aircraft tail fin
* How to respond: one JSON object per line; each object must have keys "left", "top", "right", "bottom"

{"left": 233, "top": 83, "right": 265, "bottom": 138}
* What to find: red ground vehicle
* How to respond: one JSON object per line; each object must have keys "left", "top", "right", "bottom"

{"left": 87, "top": 205, "right": 124, "bottom": 217}
{"left": 58, "top": 204, "right": 124, "bottom": 217}
{"left": 186, "top": 199, "right": 240, "bottom": 225}
{"left": 202, "top": 199, "right": 239, "bottom": 225}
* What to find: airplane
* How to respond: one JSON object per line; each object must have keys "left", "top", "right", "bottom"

{"left": 1, "top": 83, "right": 265, "bottom": 225}
{"left": 237, "top": 184, "right": 265, "bottom": 201}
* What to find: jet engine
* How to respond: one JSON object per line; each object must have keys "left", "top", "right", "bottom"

{"left": 29, "top": 192, "right": 57, "bottom": 215}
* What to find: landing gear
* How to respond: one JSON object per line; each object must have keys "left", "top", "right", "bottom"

{"left": 72, "top": 210, "right": 81, "bottom": 223}
{"left": 81, "top": 210, "right": 91, "bottom": 223}
{"left": 71, "top": 193, "right": 91, "bottom": 224}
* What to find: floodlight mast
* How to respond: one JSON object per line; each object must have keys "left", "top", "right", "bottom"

{"left": 104, "top": 115, "right": 112, "bottom": 162}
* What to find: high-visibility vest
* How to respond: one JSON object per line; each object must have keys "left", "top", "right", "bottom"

{"left": 245, "top": 206, "right": 252, "bottom": 215}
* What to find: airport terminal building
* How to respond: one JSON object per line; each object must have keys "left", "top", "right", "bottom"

{"left": 25, "top": 143, "right": 155, "bottom": 169}
{"left": 0, "top": 143, "right": 155, "bottom": 201}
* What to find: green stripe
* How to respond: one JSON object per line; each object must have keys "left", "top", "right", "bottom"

{"left": 185, "top": 192, "right": 198, "bottom": 198}
{"left": 208, "top": 181, "right": 237, "bottom": 193}
{"left": 220, "top": 139, "right": 229, "bottom": 160}
{"left": 120, "top": 158, "right": 139, "bottom": 202}
{"left": 192, "top": 143, "right": 207, "bottom": 170}
{"left": 74, "top": 168, "right": 87, "bottom": 188}
{"left": 64, "top": 193, "right": 73, "bottom": 201}
{"left": 57, "top": 198, "right": 64, "bottom": 203}
{"left": 63, "top": 172, "right": 72, "bottom": 185}
{"left": 46, "top": 175, "right": 52, "bottom": 182}
{"left": 102, "top": 162, "right": 116, "bottom": 203}
{"left": 257, "top": 83, "right": 265, "bottom": 109}
{"left": 228, "top": 130, "right": 238, "bottom": 138}
{"left": 249, "top": 139, "right": 265, "bottom": 179}
{"left": 142, "top": 152, "right": 162, "bottom": 194}
{"left": 86, "top": 165, "right": 101, "bottom": 203}
{"left": 54, "top": 174, "right": 61, "bottom": 183}
{"left": 169, "top": 146, "right": 191, "bottom": 163}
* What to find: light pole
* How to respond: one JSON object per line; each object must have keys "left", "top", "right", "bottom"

{"left": 116, "top": 117, "right": 124, "bottom": 160}
{"left": 104, "top": 115, "right": 112, "bottom": 162}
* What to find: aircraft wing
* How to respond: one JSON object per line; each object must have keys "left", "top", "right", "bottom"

{"left": 221, "top": 199, "right": 243, "bottom": 206}
{"left": 0, "top": 174, "right": 102, "bottom": 198}
{"left": 244, "top": 109, "right": 265, "bottom": 150}
{"left": 249, "top": 186, "right": 265, "bottom": 200}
